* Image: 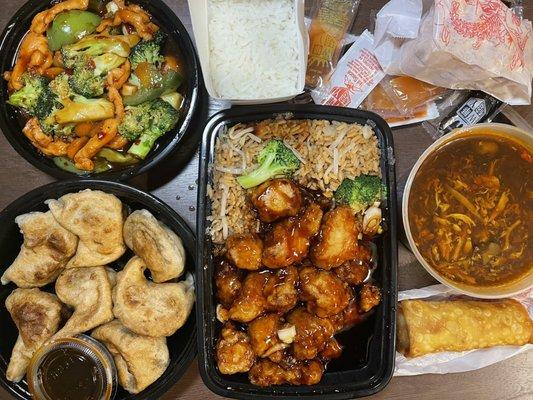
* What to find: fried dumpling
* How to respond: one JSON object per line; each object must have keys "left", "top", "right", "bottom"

{"left": 123, "top": 209, "right": 185, "bottom": 283}
{"left": 5, "top": 288, "right": 65, "bottom": 382}
{"left": 113, "top": 257, "right": 194, "bottom": 337}
{"left": 92, "top": 320, "right": 170, "bottom": 394}
{"left": 52, "top": 266, "right": 114, "bottom": 339}
{"left": 46, "top": 189, "right": 126, "bottom": 268}
{"left": 1, "top": 211, "right": 78, "bottom": 287}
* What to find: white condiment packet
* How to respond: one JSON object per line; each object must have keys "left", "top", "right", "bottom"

{"left": 394, "top": 284, "right": 533, "bottom": 377}
{"left": 311, "top": 30, "right": 385, "bottom": 108}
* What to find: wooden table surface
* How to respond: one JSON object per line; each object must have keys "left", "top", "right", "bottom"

{"left": 0, "top": 1, "right": 532, "bottom": 399}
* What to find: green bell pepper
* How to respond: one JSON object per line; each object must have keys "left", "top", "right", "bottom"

{"left": 47, "top": 10, "right": 101, "bottom": 51}
{"left": 123, "top": 70, "right": 183, "bottom": 106}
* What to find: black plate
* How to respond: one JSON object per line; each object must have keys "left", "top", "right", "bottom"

{"left": 196, "top": 104, "right": 398, "bottom": 400}
{"left": 0, "top": 0, "right": 201, "bottom": 181}
{"left": 0, "top": 180, "right": 197, "bottom": 400}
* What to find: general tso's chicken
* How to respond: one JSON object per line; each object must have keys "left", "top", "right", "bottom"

{"left": 52, "top": 266, "right": 114, "bottom": 339}
{"left": 215, "top": 259, "right": 244, "bottom": 308}
{"left": 5, "top": 288, "right": 65, "bottom": 382}
{"left": 123, "top": 209, "right": 185, "bottom": 283}
{"left": 286, "top": 307, "right": 335, "bottom": 360}
{"left": 320, "top": 337, "right": 343, "bottom": 361}
{"left": 226, "top": 233, "right": 263, "bottom": 270}
{"left": 92, "top": 319, "right": 169, "bottom": 394}
{"left": 264, "top": 266, "right": 299, "bottom": 313}
{"left": 299, "top": 267, "right": 351, "bottom": 318}
{"left": 334, "top": 257, "right": 370, "bottom": 286}
{"left": 216, "top": 322, "right": 255, "bottom": 375}
{"left": 262, "top": 203, "right": 323, "bottom": 268}
{"left": 251, "top": 179, "right": 303, "bottom": 223}
{"left": 330, "top": 299, "right": 365, "bottom": 333}
{"left": 226, "top": 271, "right": 270, "bottom": 323}
{"left": 359, "top": 283, "right": 382, "bottom": 313}
{"left": 310, "top": 206, "right": 359, "bottom": 270}
{"left": 112, "top": 257, "right": 194, "bottom": 337}
{"left": 1, "top": 211, "right": 77, "bottom": 288}
{"left": 248, "top": 357, "right": 324, "bottom": 387}
{"left": 46, "top": 189, "right": 126, "bottom": 268}
{"left": 248, "top": 313, "right": 291, "bottom": 359}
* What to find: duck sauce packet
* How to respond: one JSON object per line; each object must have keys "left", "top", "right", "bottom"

{"left": 311, "top": 30, "right": 385, "bottom": 109}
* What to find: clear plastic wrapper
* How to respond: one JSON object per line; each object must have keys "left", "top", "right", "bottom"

{"left": 305, "top": 0, "right": 361, "bottom": 89}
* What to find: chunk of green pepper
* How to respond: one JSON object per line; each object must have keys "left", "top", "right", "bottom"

{"left": 123, "top": 70, "right": 183, "bottom": 106}
{"left": 97, "top": 148, "right": 138, "bottom": 164}
{"left": 47, "top": 10, "right": 102, "bottom": 51}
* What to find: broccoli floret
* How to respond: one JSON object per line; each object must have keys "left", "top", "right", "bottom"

{"left": 69, "top": 53, "right": 126, "bottom": 97}
{"left": 334, "top": 175, "right": 385, "bottom": 213}
{"left": 123, "top": 98, "right": 179, "bottom": 159}
{"left": 129, "top": 31, "right": 166, "bottom": 70}
{"left": 7, "top": 74, "right": 56, "bottom": 119}
{"left": 61, "top": 34, "right": 133, "bottom": 68}
{"left": 236, "top": 139, "right": 301, "bottom": 189}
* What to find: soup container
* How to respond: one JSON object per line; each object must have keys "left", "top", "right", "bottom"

{"left": 196, "top": 104, "right": 398, "bottom": 399}
{"left": 0, "top": 0, "right": 201, "bottom": 181}
{"left": 187, "top": 0, "right": 308, "bottom": 105}
{"left": 403, "top": 123, "right": 533, "bottom": 299}
{"left": 0, "top": 180, "right": 197, "bottom": 400}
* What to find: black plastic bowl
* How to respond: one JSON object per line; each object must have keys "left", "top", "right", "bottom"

{"left": 0, "top": 180, "right": 197, "bottom": 400}
{"left": 0, "top": 0, "right": 200, "bottom": 181}
{"left": 196, "top": 104, "right": 398, "bottom": 400}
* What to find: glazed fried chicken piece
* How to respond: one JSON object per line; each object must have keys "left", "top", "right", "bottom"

{"left": 286, "top": 307, "right": 335, "bottom": 360}
{"left": 1, "top": 211, "right": 77, "bottom": 288}
{"left": 262, "top": 203, "right": 323, "bottom": 268}
{"left": 216, "top": 322, "right": 255, "bottom": 375}
{"left": 226, "top": 233, "right": 263, "bottom": 271}
{"left": 249, "top": 356, "right": 324, "bottom": 387}
{"left": 5, "top": 288, "right": 65, "bottom": 382}
{"left": 251, "top": 179, "right": 303, "bottom": 223}
{"left": 320, "top": 337, "right": 343, "bottom": 361}
{"left": 359, "top": 283, "right": 382, "bottom": 313}
{"left": 227, "top": 271, "right": 269, "bottom": 322}
{"left": 248, "top": 313, "right": 291, "bottom": 359}
{"left": 299, "top": 267, "right": 351, "bottom": 318}
{"left": 331, "top": 300, "right": 364, "bottom": 332}
{"left": 52, "top": 266, "right": 114, "bottom": 340}
{"left": 334, "top": 258, "right": 370, "bottom": 286}
{"left": 310, "top": 206, "right": 359, "bottom": 270}
{"left": 215, "top": 259, "right": 244, "bottom": 308}
{"left": 264, "top": 266, "right": 299, "bottom": 313}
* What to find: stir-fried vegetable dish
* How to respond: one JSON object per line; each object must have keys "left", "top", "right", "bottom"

{"left": 4, "top": 0, "right": 185, "bottom": 173}
{"left": 409, "top": 133, "right": 532, "bottom": 287}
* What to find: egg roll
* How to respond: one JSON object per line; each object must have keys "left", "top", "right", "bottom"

{"left": 397, "top": 299, "right": 532, "bottom": 358}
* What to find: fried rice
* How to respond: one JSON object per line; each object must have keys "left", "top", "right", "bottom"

{"left": 207, "top": 118, "right": 381, "bottom": 244}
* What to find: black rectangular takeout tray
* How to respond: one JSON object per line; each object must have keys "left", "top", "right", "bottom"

{"left": 196, "top": 104, "right": 398, "bottom": 400}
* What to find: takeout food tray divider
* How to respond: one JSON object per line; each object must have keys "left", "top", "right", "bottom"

{"left": 196, "top": 104, "right": 398, "bottom": 399}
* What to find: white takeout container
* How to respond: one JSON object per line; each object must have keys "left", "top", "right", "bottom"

{"left": 403, "top": 123, "right": 533, "bottom": 299}
{"left": 187, "top": 0, "right": 308, "bottom": 105}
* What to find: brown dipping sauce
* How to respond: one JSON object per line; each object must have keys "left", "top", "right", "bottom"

{"left": 409, "top": 132, "right": 533, "bottom": 287}
{"left": 37, "top": 347, "right": 104, "bottom": 400}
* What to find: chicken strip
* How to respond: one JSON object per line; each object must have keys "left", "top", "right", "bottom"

{"left": 92, "top": 320, "right": 169, "bottom": 394}
{"left": 215, "top": 259, "right": 244, "bottom": 308}
{"left": 359, "top": 283, "right": 382, "bottom": 313}
{"left": 248, "top": 314, "right": 288, "bottom": 359}
{"left": 216, "top": 322, "right": 255, "bottom": 375}
{"left": 113, "top": 257, "right": 194, "bottom": 337}
{"left": 226, "top": 233, "right": 263, "bottom": 271}
{"left": 227, "top": 271, "right": 270, "bottom": 323}
{"left": 248, "top": 357, "right": 324, "bottom": 387}
{"left": 286, "top": 308, "right": 335, "bottom": 360}
{"left": 1, "top": 211, "right": 77, "bottom": 288}
{"left": 46, "top": 189, "right": 126, "bottom": 268}
{"left": 299, "top": 267, "right": 351, "bottom": 318}
{"left": 5, "top": 288, "right": 65, "bottom": 382}
{"left": 262, "top": 203, "right": 323, "bottom": 268}
{"left": 263, "top": 266, "right": 299, "bottom": 313}
{"left": 251, "top": 179, "right": 302, "bottom": 223}
{"left": 123, "top": 209, "right": 185, "bottom": 282}
{"left": 310, "top": 206, "right": 359, "bottom": 269}
{"left": 52, "top": 266, "right": 114, "bottom": 339}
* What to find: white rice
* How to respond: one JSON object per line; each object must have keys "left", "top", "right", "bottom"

{"left": 207, "top": 0, "right": 301, "bottom": 99}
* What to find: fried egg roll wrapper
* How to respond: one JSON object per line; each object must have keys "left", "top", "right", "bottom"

{"left": 397, "top": 299, "right": 532, "bottom": 358}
